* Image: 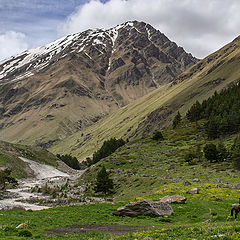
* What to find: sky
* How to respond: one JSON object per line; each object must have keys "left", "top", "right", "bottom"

{"left": 1, "top": 0, "right": 240, "bottom": 61}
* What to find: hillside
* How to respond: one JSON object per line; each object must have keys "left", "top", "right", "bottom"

{"left": 1, "top": 120, "right": 240, "bottom": 239}
{"left": 50, "top": 35, "right": 240, "bottom": 159}
{"left": 0, "top": 140, "right": 58, "bottom": 178}
{"left": 78, "top": 120, "right": 237, "bottom": 200}
{"left": 0, "top": 21, "right": 197, "bottom": 147}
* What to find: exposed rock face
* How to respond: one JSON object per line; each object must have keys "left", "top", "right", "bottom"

{"left": 112, "top": 199, "right": 173, "bottom": 217}
{"left": 0, "top": 21, "right": 197, "bottom": 145}
{"left": 160, "top": 195, "right": 186, "bottom": 203}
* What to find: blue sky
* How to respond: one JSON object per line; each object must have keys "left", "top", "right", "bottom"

{"left": 1, "top": 0, "right": 240, "bottom": 60}
{"left": 0, "top": 1, "right": 99, "bottom": 49}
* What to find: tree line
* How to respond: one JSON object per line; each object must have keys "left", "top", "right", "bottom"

{"left": 186, "top": 83, "right": 240, "bottom": 139}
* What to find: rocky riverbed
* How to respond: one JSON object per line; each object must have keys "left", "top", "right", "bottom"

{"left": 0, "top": 157, "right": 86, "bottom": 210}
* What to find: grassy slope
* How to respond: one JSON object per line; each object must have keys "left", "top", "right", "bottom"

{"left": 1, "top": 121, "right": 240, "bottom": 239}
{"left": 79, "top": 120, "right": 237, "bottom": 200}
{"left": 50, "top": 36, "right": 240, "bottom": 159}
{"left": 0, "top": 140, "right": 58, "bottom": 178}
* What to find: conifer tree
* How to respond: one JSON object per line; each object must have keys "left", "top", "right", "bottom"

{"left": 172, "top": 111, "right": 181, "bottom": 129}
{"left": 94, "top": 166, "right": 114, "bottom": 194}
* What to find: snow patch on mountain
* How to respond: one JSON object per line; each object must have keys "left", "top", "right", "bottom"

{"left": 0, "top": 21, "right": 137, "bottom": 82}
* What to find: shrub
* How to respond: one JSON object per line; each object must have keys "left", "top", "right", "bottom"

{"left": 232, "top": 135, "right": 240, "bottom": 169}
{"left": 203, "top": 143, "right": 219, "bottom": 162}
{"left": 18, "top": 229, "right": 32, "bottom": 237}
{"left": 152, "top": 131, "right": 164, "bottom": 141}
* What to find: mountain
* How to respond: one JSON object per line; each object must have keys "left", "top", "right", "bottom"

{"left": 0, "top": 21, "right": 197, "bottom": 146}
{"left": 50, "top": 35, "right": 240, "bottom": 159}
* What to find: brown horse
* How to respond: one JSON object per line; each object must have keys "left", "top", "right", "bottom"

{"left": 231, "top": 205, "right": 240, "bottom": 219}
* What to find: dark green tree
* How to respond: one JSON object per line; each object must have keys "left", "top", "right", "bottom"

{"left": 94, "top": 166, "right": 114, "bottom": 194}
{"left": 172, "top": 111, "right": 182, "bottom": 129}
{"left": 92, "top": 138, "right": 125, "bottom": 164}
{"left": 186, "top": 101, "right": 202, "bottom": 122}
{"left": 56, "top": 154, "right": 80, "bottom": 170}
{"left": 152, "top": 131, "right": 164, "bottom": 141}
{"left": 203, "top": 143, "right": 219, "bottom": 162}
{"left": 217, "top": 141, "right": 228, "bottom": 161}
{"left": 231, "top": 136, "right": 240, "bottom": 169}
{"left": 205, "top": 115, "right": 220, "bottom": 139}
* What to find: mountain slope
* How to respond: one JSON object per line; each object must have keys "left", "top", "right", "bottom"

{"left": 0, "top": 21, "right": 197, "bottom": 146}
{"left": 0, "top": 140, "right": 58, "bottom": 178}
{"left": 50, "top": 35, "right": 240, "bottom": 159}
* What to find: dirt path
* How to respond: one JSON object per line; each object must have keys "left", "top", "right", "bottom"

{"left": 46, "top": 225, "right": 149, "bottom": 235}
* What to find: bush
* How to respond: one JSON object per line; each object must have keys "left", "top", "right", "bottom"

{"left": 232, "top": 135, "right": 240, "bottom": 169}
{"left": 18, "top": 230, "right": 32, "bottom": 237}
{"left": 203, "top": 143, "right": 219, "bottom": 162}
{"left": 184, "top": 152, "right": 198, "bottom": 164}
{"left": 152, "top": 131, "right": 164, "bottom": 141}
{"left": 0, "top": 168, "right": 18, "bottom": 190}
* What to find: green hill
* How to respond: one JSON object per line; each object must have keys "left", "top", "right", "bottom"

{"left": 78, "top": 119, "right": 238, "bottom": 200}
{"left": 50, "top": 35, "right": 240, "bottom": 159}
{"left": 0, "top": 140, "right": 58, "bottom": 178}
{"left": 1, "top": 120, "right": 239, "bottom": 239}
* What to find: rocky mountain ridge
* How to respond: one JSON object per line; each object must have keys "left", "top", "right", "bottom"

{"left": 0, "top": 21, "right": 197, "bottom": 146}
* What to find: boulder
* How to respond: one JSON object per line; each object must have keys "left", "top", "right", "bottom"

{"left": 160, "top": 195, "right": 186, "bottom": 204}
{"left": 187, "top": 187, "right": 200, "bottom": 194}
{"left": 112, "top": 199, "right": 173, "bottom": 217}
{"left": 16, "top": 223, "right": 28, "bottom": 229}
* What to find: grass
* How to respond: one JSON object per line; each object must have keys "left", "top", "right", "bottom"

{"left": 79, "top": 120, "right": 239, "bottom": 201}
{"left": 1, "top": 121, "right": 240, "bottom": 239}
{"left": 0, "top": 140, "right": 58, "bottom": 178}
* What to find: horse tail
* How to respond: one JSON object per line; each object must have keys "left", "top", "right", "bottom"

{"left": 231, "top": 208, "right": 234, "bottom": 216}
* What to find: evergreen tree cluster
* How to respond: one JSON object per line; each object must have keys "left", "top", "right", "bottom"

{"left": 86, "top": 138, "right": 125, "bottom": 166}
{"left": 186, "top": 83, "right": 240, "bottom": 138}
{"left": 56, "top": 154, "right": 80, "bottom": 170}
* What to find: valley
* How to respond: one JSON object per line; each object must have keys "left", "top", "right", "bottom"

{"left": 1, "top": 20, "right": 240, "bottom": 239}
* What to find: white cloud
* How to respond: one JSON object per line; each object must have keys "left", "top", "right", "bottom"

{"left": 60, "top": 0, "right": 240, "bottom": 58}
{"left": 0, "top": 31, "right": 28, "bottom": 61}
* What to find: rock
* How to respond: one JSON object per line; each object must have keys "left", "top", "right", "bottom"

{"left": 187, "top": 188, "right": 200, "bottom": 194}
{"left": 112, "top": 199, "right": 173, "bottom": 217}
{"left": 234, "top": 184, "right": 240, "bottom": 189}
{"left": 214, "top": 197, "right": 223, "bottom": 201}
{"left": 16, "top": 223, "right": 28, "bottom": 229}
{"left": 159, "top": 195, "right": 186, "bottom": 204}
{"left": 192, "top": 178, "right": 200, "bottom": 182}
{"left": 183, "top": 180, "right": 191, "bottom": 186}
